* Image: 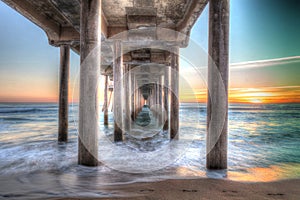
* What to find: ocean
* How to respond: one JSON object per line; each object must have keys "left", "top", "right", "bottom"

{"left": 0, "top": 103, "right": 299, "bottom": 199}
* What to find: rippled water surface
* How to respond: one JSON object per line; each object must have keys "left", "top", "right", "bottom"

{"left": 0, "top": 103, "right": 299, "bottom": 199}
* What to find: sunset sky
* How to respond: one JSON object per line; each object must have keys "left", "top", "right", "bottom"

{"left": 0, "top": 0, "right": 299, "bottom": 104}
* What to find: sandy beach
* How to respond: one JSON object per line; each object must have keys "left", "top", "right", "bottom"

{"left": 51, "top": 178, "right": 300, "bottom": 200}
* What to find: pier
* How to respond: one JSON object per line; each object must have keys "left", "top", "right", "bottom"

{"left": 2, "top": 0, "right": 229, "bottom": 169}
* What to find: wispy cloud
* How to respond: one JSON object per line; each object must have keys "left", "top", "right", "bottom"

{"left": 231, "top": 56, "right": 300, "bottom": 69}
{"left": 181, "top": 56, "right": 300, "bottom": 71}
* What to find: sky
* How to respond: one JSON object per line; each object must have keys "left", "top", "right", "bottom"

{"left": 0, "top": 0, "right": 299, "bottom": 104}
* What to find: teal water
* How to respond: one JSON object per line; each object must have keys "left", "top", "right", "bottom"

{"left": 0, "top": 103, "right": 299, "bottom": 199}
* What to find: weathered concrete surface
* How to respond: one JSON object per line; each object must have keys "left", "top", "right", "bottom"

{"left": 159, "top": 76, "right": 163, "bottom": 125}
{"left": 163, "top": 67, "right": 169, "bottom": 131}
{"left": 58, "top": 45, "right": 70, "bottom": 143}
{"left": 131, "top": 73, "right": 136, "bottom": 120}
{"left": 113, "top": 41, "right": 124, "bottom": 142}
{"left": 103, "top": 75, "right": 109, "bottom": 126}
{"left": 206, "top": 0, "right": 230, "bottom": 170}
{"left": 78, "top": 0, "right": 101, "bottom": 167}
{"left": 124, "top": 65, "right": 131, "bottom": 131}
{"left": 170, "top": 50, "right": 179, "bottom": 140}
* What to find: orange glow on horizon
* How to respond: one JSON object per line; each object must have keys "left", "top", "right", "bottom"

{"left": 179, "top": 86, "right": 300, "bottom": 104}
{"left": 1, "top": 85, "right": 300, "bottom": 104}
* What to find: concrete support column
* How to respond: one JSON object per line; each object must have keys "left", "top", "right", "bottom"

{"left": 134, "top": 85, "right": 136, "bottom": 119}
{"left": 206, "top": 0, "right": 229, "bottom": 170}
{"left": 140, "top": 91, "right": 143, "bottom": 109}
{"left": 58, "top": 45, "right": 70, "bottom": 143}
{"left": 163, "top": 67, "right": 169, "bottom": 131}
{"left": 136, "top": 87, "right": 140, "bottom": 116}
{"left": 128, "top": 66, "right": 132, "bottom": 130}
{"left": 103, "top": 75, "right": 109, "bottom": 125}
{"left": 156, "top": 82, "right": 159, "bottom": 106}
{"left": 159, "top": 76, "right": 163, "bottom": 126}
{"left": 170, "top": 49, "right": 179, "bottom": 140}
{"left": 113, "top": 41, "right": 124, "bottom": 142}
{"left": 152, "top": 84, "right": 156, "bottom": 116}
{"left": 137, "top": 89, "right": 139, "bottom": 114}
{"left": 137, "top": 89, "right": 141, "bottom": 113}
{"left": 156, "top": 82, "right": 158, "bottom": 117}
{"left": 133, "top": 79, "right": 137, "bottom": 120}
{"left": 148, "top": 90, "right": 151, "bottom": 107}
{"left": 131, "top": 72, "right": 135, "bottom": 120}
{"left": 78, "top": 0, "right": 101, "bottom": 166}
{"left": 124, "top": 64, "right": 130, "bottom": 130}
{"left": 148, "top": 89, "right": 151, "bottom": 107}
{"left": 149, "top": 89, "right": 153, "bottom": 107}
{"left": 152, "top": 87, "right": 155, "bottom": 108}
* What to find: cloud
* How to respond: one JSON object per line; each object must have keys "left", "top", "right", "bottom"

{"left": 181, "top": 56, "right": 300, "bottom": 71}
{"left": 230, "top": 56, "right": 300, "bottom": 69}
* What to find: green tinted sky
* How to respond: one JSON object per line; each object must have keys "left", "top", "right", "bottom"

{"left": 191, "top": 0, "right": 300, "bottom": 63}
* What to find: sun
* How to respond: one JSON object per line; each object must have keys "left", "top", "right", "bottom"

{"left": 249, "top": 98, "right": 263, "bottom": 104}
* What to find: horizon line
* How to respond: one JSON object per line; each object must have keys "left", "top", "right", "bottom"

{"left": 0, "top": 101, "right": 299, "bottom": 105}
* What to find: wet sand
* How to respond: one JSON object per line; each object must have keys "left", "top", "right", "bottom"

{"left": 51, "top": 178, "right": 300, "bottom": 200}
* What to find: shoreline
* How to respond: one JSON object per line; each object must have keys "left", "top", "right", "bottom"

{"left": 50, "top": 178, "right": 300, "bottom": 200}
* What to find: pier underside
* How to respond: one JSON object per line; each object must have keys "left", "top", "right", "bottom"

{"left": 2, "top": 0, "right": 229, "bottom": 169}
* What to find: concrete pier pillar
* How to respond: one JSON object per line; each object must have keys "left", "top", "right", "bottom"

{"left": 139, "top": 92, "right": 142, "bottom": 111}
{"left": 124, "top": 65, "right": 130, "bottom": 130}
{"left": 135, "top": 86, "right": 140, "bottom": 118}
{"left": 140, "top": 91, "right": 143, "bottom": 110}
{"left": 152, "top": 86, "right": 155, "bottom": 108}
{"left": 170, "top": 49, "right": 179, "bottom": 139}
{"left": 152, "top": 83, "right": 156, "bottom": 117}
{"left": 104, "top": 75, "right": 109, "bottom": 126}
{"left": 136, "top": 89, "right": 138, "bottom": 116}
{"left": 128, "top": 66, "right": 132, "bottom": 130}
{"left": 149, "top": 89, "right": 153, "bottom": 107}
{"left": 148, "top": 89, "right": 151, "bottom": 107}
{"left": 78, "top": 0, "right": 101, "bottom": 166}
{"left": 148, "top": 90, "right": 151, "bottom": 107}
{"left": 163, "top": 67, "right": 169, "bottom": 131}
{"left": 58, "top": 45, "right": 70, "bottom": 143}
{"left": 206, "top": 0, "right": 229, "bottom": 170}
{"left": 131, "top": 72, "right": 135, "bottom": 120}
{"left": 159, "top": 76, "right": 163, "bottom": 126}
{"left": 154, "top": 82, "right": 158, "bottom": 118}
{"left": 137, "top": 89, "right": 140, "bottom": 114}
{"left": 113, "top": 41, "right": 124, "bottom": 142}
{"left": 156, "top": 82, "right": 159, "bottom": 106}
{"left": 133, "top": 79, "right": 137, "bottom": 120}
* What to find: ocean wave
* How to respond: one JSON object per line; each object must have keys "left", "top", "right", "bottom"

{"left": 0, "top": 108, "right": 44, "bottom": 114}
{"left": 1, "top": 117, "right": 32, "bottom": 121}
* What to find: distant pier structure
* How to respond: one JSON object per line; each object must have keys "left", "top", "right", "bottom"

{"left": 3, "top": 0, "right": 229, "bottom": 169}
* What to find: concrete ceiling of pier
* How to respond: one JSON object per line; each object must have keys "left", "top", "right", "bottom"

{"left": 2, "top": 0, "right": 208, "bottom": 46}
